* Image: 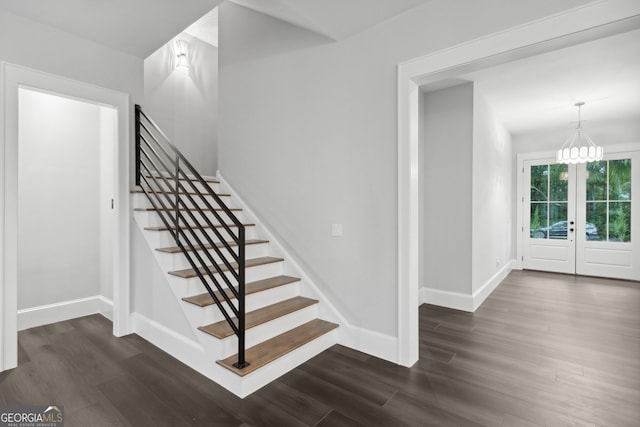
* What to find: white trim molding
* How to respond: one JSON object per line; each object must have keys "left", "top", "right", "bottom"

{"left": 17, "top": 296, "right": 113, "bottom": 331}
{"left": 398, "top": 1, "right": 640, "bottom": 368}
{"left": 1, "top": 62, "right": 130, "bottom": 372}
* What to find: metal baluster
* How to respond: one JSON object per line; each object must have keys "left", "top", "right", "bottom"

{"left": 234, "top": 225, "right": 249, "bottom": 369}
{"left": 174, "top": 155, "right": 180, "bottom": 245}
{"left": 135, "top": 105, "right": 141, "bottom": 186}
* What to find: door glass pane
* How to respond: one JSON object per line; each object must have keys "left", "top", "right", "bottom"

{"left": 530, "top": 203, "right": 548, "bottom": 239}
{"left": 586, "top": 202, "right": 605, "bottom": 241}
{"left": 530, "top": 165, "right": 548, "bottom": 202}
{"left": 549, "top": 164, "right": 568, "bottom": 201}
{"left": 530, "top": 164, "right": 568, "bottom": 240}
{"left": 549, "top": 203, "right": 568, "bottom": 240}
{"left": 609, "top": 202, "right": 631, "bottom": 242}
{"left": 585, "top": 159, "right": 632, "bottom": 242}
{"left": 609, "top": 159, "right": 631, "bottom": 201}
{"left": 586, "top": 161, "right": 607, "bottom": 201}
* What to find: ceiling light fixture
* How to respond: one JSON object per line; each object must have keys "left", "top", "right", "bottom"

{"left": 556, "top": 102, "right": 603, "bottom": 164}
{"left": 174, "top": 40, "right": 190, "bottom": 74}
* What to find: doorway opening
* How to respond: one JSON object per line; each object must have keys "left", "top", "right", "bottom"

{"left": 17, "top": 88, "right": 116, "bottom": 329}
{"left": 397, "top": 5, "right": 640, "bottom": 367}
{"left": 1, "top": 63, "right": 130, "bottom": 372}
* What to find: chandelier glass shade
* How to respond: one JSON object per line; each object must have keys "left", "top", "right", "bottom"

{"left": 556, "top": 102, "right": 603, "bottom": 164}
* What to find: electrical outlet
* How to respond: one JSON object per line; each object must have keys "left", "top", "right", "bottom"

{"left": 331, "top": 224, "right": 343, "bottom": 237}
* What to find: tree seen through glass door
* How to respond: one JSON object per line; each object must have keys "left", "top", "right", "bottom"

{"left": 586, "top": 159, "right": 631, "bottom": 242}
{"left": 530, "top": 164, "right": 569, "bottom": 239}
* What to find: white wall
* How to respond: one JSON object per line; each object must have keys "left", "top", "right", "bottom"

{"left": 218, "top": 0, "right": 591, "bottom": 336}
{"left": 131, "top": 226, "right": 197, "bottom": 339}
{"left": 422, "top": 83, "right": 473, "bottom": 295}
{"left": 472, "top": 90, "right": 513, "bottom": 293}
{"left": 144, "top": 34, "right": 219, "bottom": 176}
{"left": 18, "top": 89, "right": 101, "bottom": 309}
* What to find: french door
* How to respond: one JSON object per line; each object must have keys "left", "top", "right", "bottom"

{"left": 523, "top": 152, "right": 639, "bottom": 280}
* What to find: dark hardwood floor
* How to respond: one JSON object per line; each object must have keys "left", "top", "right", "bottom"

{"left": 1, "top": 270, "right": 638, "bottom": 426}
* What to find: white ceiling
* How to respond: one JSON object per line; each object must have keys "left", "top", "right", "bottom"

{"left": 0, "top": 0, "right": 431, "bottom": 56}
{"left": 0, "top": 0, "right": 222, "bottom": 58}
{"left": 451, "top": 29, "right": 640, "bottom": 136}
{"left": 228, "top": 0, "right": 431, "bottom": 41}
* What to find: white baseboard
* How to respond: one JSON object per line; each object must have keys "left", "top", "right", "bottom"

{"left": 131, "top": 312, "right": 205, "bottom": 364}
{"left": 472, "top": 260, "right": 514, "bottom": 310}
{"left": 419, "top": 287, "right": 474, "bottom": 312}
{"left": 338, "top": 324, "right": 398, "bottom": 363}
{"left": 419, "top": 260, "right": 514, "bottom": 312}
{"left": 99, "top": 296, "right": 114, "bottom": 321}
{"left": 17, "top": 295, "right": 113, "bottom": 331}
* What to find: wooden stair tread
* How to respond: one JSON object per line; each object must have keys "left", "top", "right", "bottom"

{"left": 157, "top": 239, "right": 268, "bottom": 254}
{"left": 169, "top": 256, "right": 283, "bottom": 279}
{"left": 131, "top": 189, "right": 230, "bottom": 197}
{"left": 199, "top": 296, "right": 318, "bottom": 339}
{"left": 217, "top": 319, "right": 338, "bottom": 376}
{"left": 182, "top": 275, "right": 301, "bottom": 307}
{"left": 144, "top": 223, "right": 254, "bottom": 232}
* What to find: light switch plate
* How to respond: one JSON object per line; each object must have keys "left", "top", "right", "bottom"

{"left": 331, "top": 223, "right": 343, "bottom": 237}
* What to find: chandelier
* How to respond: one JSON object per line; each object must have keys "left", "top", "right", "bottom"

{"left": 556, "top": 102, "right": 603, "bottom": 164}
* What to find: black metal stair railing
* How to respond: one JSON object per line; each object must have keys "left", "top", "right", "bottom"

{"left": 135, "top": 104, "right": 248, "bottom": 369}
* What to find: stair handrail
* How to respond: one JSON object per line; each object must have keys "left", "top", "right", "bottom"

{"left": 135, "top": 104, "right": 248, "bottom": 369}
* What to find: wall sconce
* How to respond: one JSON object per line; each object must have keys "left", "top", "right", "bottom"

{"left": 174, "top": 40, "right": 190, "bottom": 74}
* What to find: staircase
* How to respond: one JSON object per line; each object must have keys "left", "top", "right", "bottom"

{"left": 132, "top": 105, "right": 338, "bottom": 397}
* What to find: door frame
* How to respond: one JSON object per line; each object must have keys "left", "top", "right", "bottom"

{"left": 516, "top": 143, "right": 640, "bottom": 272}
{"left": 398, "top": 2, "right": 640, "bottom": 367}
{"left": 0, "top": 62, "right": 131, "bottom": 372}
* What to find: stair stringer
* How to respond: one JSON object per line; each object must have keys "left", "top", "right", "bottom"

{"left": 130, "top": 186, "right": 339, "bottom": 398}
{"left": 217, "top": 172, "right": 400, "bottom": 364}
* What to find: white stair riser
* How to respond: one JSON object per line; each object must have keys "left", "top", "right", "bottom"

{"left": 132, "top": 192, "right": 234, "bottom": 210}
{"left": 146, "top": 180, "right": 220, "bottom": 194}
{"left": 157, "top": 243, "right": 268, "bottom": 271}
{"left": 237, "top": 329, "right": 337, "bottom": 397}
{"left": 148, "top": 226, "right": 257, "bottom": 248}
{"left": 168, "top": 261, "right": 284, "bottom": 297}
{"left": 215, "top": 304, "right": 319, "bottom": 359}
{"left": 139, "top": 209, "right": 245, "bottom": 228}
{"left": 199, "top": 283, "right": 300, "bottom": 325}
